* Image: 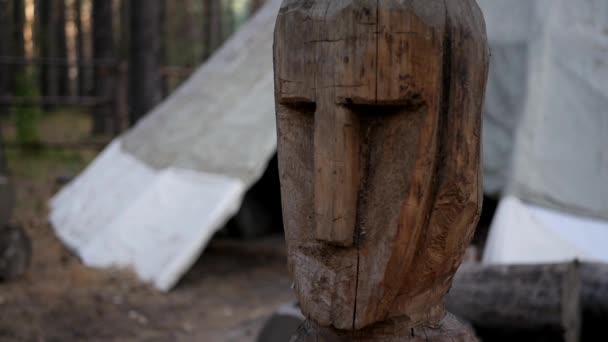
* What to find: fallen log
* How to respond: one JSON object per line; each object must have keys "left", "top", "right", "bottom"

{"left": 579, "top": 263, "right": 608, "bottom": 341}
{"left": 0, "top": 225, "right": 31, "bottom": 281}
{"left": 448, "top": 262, "right": 580, "bottom": 342}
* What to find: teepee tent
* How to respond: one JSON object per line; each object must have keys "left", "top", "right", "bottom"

{"left": 50, "top": 0, "right": 283, "bottom": 291}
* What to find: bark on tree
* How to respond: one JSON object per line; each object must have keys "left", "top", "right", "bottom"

{"left": 54, "top": 0, "right": 68, "bottom": 97}
{"left": 36, "top": 0, "right": 69, "bottom": 104}
{"left": 0, "top": 0, "right": 13, "bottom": 105}
{"left": 224, "top": 0, "right": 234, "bottom": 40}
{"left": 203, "top": 0, "right": 222, "bottom": 60}
{"left": 35, "top": 0, "right": 50, "bottom": 97}
{"left": 119, "top": 0, "right": 130, "bottom": 59}
{"left": 12, "top": 0, "right": 25, "bottom": 86}
{"left": 92, "top": 0, "right": 115, "bottom": 134}
{"left": 74, "top": 0, "right": 85, "bottom": 96}
{"left": 448, "top": 263, "right": 581, "bottom": 342}
{"left": 129, "top": 0, "right": 162, "bottom": 124}
{"left": 160, "top": 0, "right": 169, "bottom": 98}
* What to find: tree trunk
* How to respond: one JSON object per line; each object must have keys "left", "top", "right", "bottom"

{"left": 53, "top": 0, "right": 68, "bottom": 97}
{"left": 92, "top": 0, "right": 115, "bottom": 134}
{"left": 12, "top": 0, "right": 25, "bottom": 84}
{"left": 203, "top": 0, "right": 222, "bottom": 60}
{"left": 250, "top": 0, "right": 265, "bottom": 14}
{"left": 0, "top": 0, "right": 13, "bottom": 108}
{"left": 74, "top": 0, "right": 85, "bottom": 97}
{"left": 129, "top": 0, "right": 162, "bottom": 124}
{"left": 35, "top": 0, "right": 49, "bottom": 98}
{"left": 447, "top": 262, "right": 581, "bottom": 342}
{"left": 160, "top": 0, "right": 169, "bottom": 98}
{"left": 224, "top": 0, "right": 234, "bottom": 40}
{"left": 36, "top": 0, "right": 68, "bottom": 106}
{"left": 119, "top": 0, "right": 130, "bottom": 59}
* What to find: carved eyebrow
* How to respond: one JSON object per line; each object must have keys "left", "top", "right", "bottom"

{"left": 278, "top": 94, "right": 425, "bottom": 113}
{"left": 338, "top": 96, "right": 426, "bottom": 111}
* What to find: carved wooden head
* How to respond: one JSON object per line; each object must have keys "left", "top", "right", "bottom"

{"left": 274, "top": 0, "right": 489, "bottom": 331}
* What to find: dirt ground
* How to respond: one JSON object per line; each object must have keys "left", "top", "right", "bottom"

{"left": 0, "top": 112, "right": 295, "bottom": 342}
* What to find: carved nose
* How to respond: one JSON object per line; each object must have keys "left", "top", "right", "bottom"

{"left": 313, "top": 104, "right": 360, "bottom": 247}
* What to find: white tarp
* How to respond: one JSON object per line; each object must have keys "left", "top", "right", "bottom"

{"left": 49, "top": 0, "right": 282, "bottom": 291}
{"left": 477, "top": 0, "right": 533, "bottom": 195}
{"left": 483, "top": 196, "right": 608, "bottom": 265}
{"left": 508, "top": 0, "right": 608, "bottom": 220}
{"left": 482, "top": 0, "right": 608, "bottom": 265}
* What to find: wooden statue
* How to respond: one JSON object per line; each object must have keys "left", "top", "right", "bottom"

{"left": 273, "top": 0, "right": 489, "bottom": 340}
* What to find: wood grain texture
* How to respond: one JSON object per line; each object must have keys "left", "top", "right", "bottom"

{"left": 290, "top": 314, "right": 478, "bottom": 342}
{"left": 274, "top": 0, "right": 489, "bottom": 335}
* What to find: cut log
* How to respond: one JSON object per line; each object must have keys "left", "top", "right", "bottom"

{"left": 579, "top": 263, "right": 608, "bottom": 341}
{"left": 0, "top": 225, "right": 31, "bottom": 281}
{"left": 448, "top": 262, "right": 581, "bottom": 342}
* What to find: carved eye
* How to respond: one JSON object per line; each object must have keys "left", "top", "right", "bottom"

{"left": 279, "top": 100, "right": 317, "bottom": 114}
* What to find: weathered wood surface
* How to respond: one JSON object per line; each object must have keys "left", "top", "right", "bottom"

{"left": 274, "top": 0, "right": 489, "bottom": 337}
{"left": 448, "top": 262, "right": 581, "bottom": 342}
{"left": 290, "top": 315, "right": 477, "bottom": 342}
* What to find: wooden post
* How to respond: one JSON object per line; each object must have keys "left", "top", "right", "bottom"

{"left": 273, "top": 0, "right": 489, "bottom": 340}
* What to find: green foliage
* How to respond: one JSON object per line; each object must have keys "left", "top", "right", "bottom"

{"left": 13, "top": 72, "right": 42, "bottom": 147}
{"left": 5, "top": 146, "right": 85, "bottom": 179}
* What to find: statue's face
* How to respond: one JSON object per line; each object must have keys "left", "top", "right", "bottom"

{"left": 274, "top": 0, "right": 487, "bottom": 331}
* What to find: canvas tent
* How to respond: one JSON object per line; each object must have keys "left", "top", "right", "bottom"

{"left": 477, "top": 0, "right": 533, "bottom": 196}
{"left": 479, "top": 0, "right": 608, "bottom": 264}
{"left": 50, "top": 0, "right": 283, "bottom": 291}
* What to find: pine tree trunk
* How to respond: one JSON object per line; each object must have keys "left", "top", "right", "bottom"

{"left": 54, "top": 0, "right": 68, "bottom": 97}
{"left": 129, "top": 0, "right": 162, "bottom": 124}
{"left": 35, "top": 0, "right": 49, "bottom": 99}
{"left": 74, "top": 0, "right": 85, "bottom": 97}
{"left": 160, "top": 0, "right": 169, "bottom": 98}
{"left": 92, "top": 0, "right": 115, "bottom": 134}
{"left": 12, "top": 0, "right": 25, "bottom": 85}
{"left": 250, "top": 0, "right": 265, "bottom": 14}
{"left": 120, "top": 0, "right": 129, "bottom": 59}
{"left": 0, "top": 0, "right": 12, "bottom": 106}
{"left": 203, "top": 0, "right": 222, "bottom": 60}
{"left": 224, "top": 0, "right": 235, "bottom": 40}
